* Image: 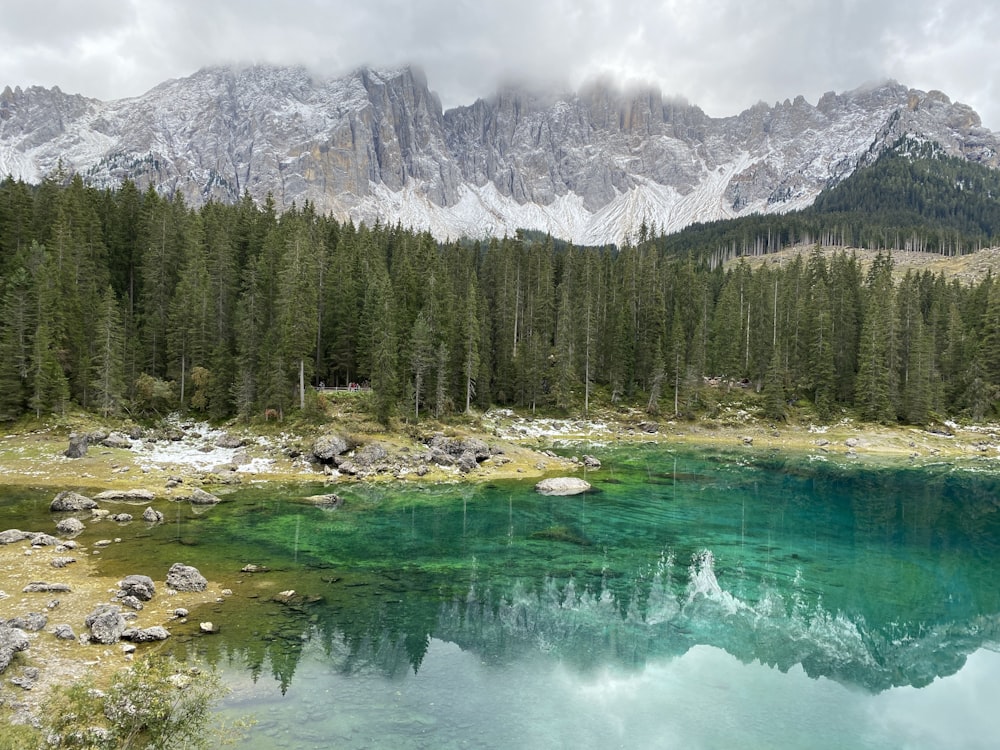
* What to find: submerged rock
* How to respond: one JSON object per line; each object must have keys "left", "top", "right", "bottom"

{"left": 186, "top": 488, "right": 221, "bottom": 505}
{"left": 530, "top": 526, "right": 592, "bottom": 546}
{"left": 94, "top": 489, "right": 155, "bottom": 502}
{"left": 534, "top": 477, "right": 592, "bottom": 496}
{"left": 304, "top": 493, "right": 343, "bottom": 509}
{"left": 55, "top": 517, "right": 86, "bottom": 535}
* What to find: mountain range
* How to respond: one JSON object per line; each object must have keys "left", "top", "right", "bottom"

{"left": 1, "top": 64, "right": 998, "bottom": 245}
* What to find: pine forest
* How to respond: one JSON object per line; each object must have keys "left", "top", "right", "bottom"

{"left": 1, "top": 167, "right": 999, "bottom": 429}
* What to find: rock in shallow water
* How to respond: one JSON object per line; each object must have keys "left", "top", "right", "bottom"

{"left": 50, "top": 491, "right": 97, "bottom": 512}
{"left": 166, "top": 563, "right": 207, "bottom": 592}
{"left": 85, "top": 604, "right": 126, "bottom": 644}
{"left": 534, "top": 477, "right": 592, "bottom": 496}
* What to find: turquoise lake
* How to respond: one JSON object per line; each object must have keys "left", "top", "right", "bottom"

{"left": 3, "top": 444, "right": 1000, "bottom": 748}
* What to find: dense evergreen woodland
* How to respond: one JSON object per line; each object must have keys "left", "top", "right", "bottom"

{"left": 2, "top": 170, "right": 1000, "bottom": 427}
{"left": 657, "top": 138, "right": 1000, "bottom": 262}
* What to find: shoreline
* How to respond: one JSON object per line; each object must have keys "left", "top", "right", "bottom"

{"left": 2, "top": 410, "right": 999, "bottom": 729}
{"left": 2, "top": 410, "right": 998, "bottom": 494}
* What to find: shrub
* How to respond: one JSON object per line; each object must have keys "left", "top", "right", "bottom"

{"left": 44, "top": 657, "right": 248, "bottom": 749}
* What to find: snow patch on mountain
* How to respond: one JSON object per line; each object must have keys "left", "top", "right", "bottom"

{"left": 2, "top": 67, "right": 998, "bottom": 245}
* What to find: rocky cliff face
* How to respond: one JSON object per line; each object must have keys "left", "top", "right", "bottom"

{"left": 1, "top": 65, "right": 997, "bottom": 245}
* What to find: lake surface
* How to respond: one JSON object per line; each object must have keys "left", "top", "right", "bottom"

{"left": 3, "top": 444, "right": 1000, "bottom": 748}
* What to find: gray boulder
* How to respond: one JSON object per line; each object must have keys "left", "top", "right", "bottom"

{"left": 582, "top": 455, "right": 602, "bottom": 469}
{"left": 22, "top": 581, "right": 71, "bottom": 593}
{"left": 0, "top": 626, "right": 30, "bottom": 673}
{"left": 100, "top": 432, "right": 133, "bottom": 449}
{"left": 355, "top": 442, "right": 389, "bottom": 466}
{"left": 109, "top": 513, "right": 133, "bottom": 523}
{"left": 187, "top": 488, "right": 221, "bottom": 505}
{"left": 51, "top": 491, "right": 97, "bottom": 512}
{"left": 535, "top": 477, "right": 592, "bottom": 496}
{"left": 5, "top": 612, "right": 47, "bottom": 632}
{"left": 119, "top": 595, "right": 144, "bottom": 611}
{"left": 55, "top": 517, "right": 86, "bottom": 535}
{"left": 94, "top": 489, "right": 155, "bottom": 502}
{"left": 30, "top": 533, "right": 61, "bottom": 546}
{"left": 142, "top": 506, "right": 164, "bottom": 524}
{"left": 50, "top": 557, "right": 77, "bottom": 568}
{"left": 166, "top": 563, "right": 207, "bottom": 592}
{"left": 311, "top": 433, "right": 349, "bottom": 462}
{"left": 120, "top": 574, "right": 156, "bottom": 602}
{"left": 64, "top": 433, "right": 88, "bottom": 458}
{"left": 457, "top": 451, "right": 478, "bottom": 473}
{"left": 85, "top": 605, "right": 126, "bottom": 644}
{"left": 0, "top": 529, "right": 31, "bottom": 545}
{"left": 51, "top": 624, "right": 76, "bottom": 640}
{"left": 428, "top": 434, "right": 491, "bottom": 461}
{"left": 214, "top": 433, "right": 247, "bottom": 449}
{"left": 122, "top": 626, "right": 170, "bottom": 643}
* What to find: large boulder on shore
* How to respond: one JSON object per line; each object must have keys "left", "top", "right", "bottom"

{"left": 535, "top": 477, "right": 592, "bottom": 496}
{"left": 166, "top": 563, "right": 207, "bottom": 592}
{"left": 85, "top": 604, "right": 126, "bottom": 644}
{"left": 51, "top": 491, "right": 97, "bottom": 512}
{"left": 0, "top": 625, "right": 30, "bottom": 673}
{"left": 0, "top": 529, "right": 32, "bottom": 545}
{"left": 311, "top": 433, "right": 349, "bottom": 462}
{"left": 64, "top": 433, "right": 88, "bottom": 458}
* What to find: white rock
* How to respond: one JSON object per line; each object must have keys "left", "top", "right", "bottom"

{"left": 534, "top": 477, "right": 591, "bottom": 496}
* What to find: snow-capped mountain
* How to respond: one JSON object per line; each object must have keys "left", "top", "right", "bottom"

{"left": 1, "top": 65, "right": 997, "bottom": 245}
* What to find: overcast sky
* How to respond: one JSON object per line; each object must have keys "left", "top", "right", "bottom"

{"left": 3, "top": 0, "right": 999, "bottom": 129}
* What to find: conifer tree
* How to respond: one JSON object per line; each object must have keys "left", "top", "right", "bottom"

{"left": 855, "top": 253, "right": 899, "bottom": 422}
{"left": 409, "top": 308, "right": 434, "bottom": 420}
{"left": 90, "top": 285, "right": 126, "bottom": 417}
{"left": 0, "top": 266, "right": 34, "bottom": 419}
{"left": 461, "top": 277, "right": 481, "bottom": 414}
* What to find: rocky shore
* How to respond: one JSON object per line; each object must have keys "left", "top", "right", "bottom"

{"left": 0, "top": 518, "right": 226, "bottom": 725}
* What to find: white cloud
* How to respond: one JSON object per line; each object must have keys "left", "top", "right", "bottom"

{"left": 2, "top": 0, "right": 999, "bottom": 128}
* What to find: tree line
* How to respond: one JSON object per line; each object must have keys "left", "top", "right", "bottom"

{"left": 1, "top": 172, "right": 999, "bottom": 426}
